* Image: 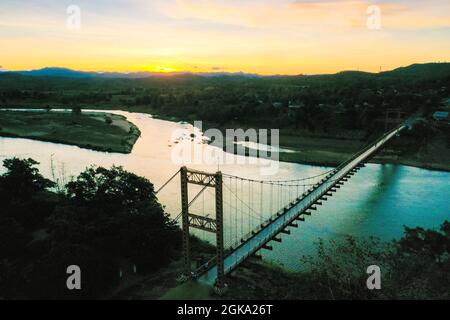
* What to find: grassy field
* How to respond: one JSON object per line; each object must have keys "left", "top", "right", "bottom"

{"left": 277, "top": 133, "right": 364, "bottom": 166}
{"left": 0, "top": 110, "right": 141, "bottom": 153}
{"left": 277, "top": 131, "right": 450, "bottom": 171}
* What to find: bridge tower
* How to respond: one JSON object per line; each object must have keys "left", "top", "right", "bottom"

{"left": 385, "top": 108, "right": 406, "bottom": 131}
{"left": 180, "top": 166, "right": 225, "bottom": 290}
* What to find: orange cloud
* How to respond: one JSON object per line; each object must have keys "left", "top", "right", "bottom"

{"left": 158, "top": 0, "right": 450, "bottom": 30}
{"left": 1, "top": 0, "right": 449, "bottom": 75}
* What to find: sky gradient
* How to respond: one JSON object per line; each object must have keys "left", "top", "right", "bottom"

{"left": 0, "top": 0, "right": 449, "bottom": 75}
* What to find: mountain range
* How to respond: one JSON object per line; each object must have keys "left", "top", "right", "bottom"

{"left": 0, "top": 67, "right": 259, "bottom": 79}
{"left": 0, "top": 63, "right": 449, "bottom": 80}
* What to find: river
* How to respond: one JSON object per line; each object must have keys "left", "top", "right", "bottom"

{"left": 0, "top": 110, "right": 448, "bottom": 271}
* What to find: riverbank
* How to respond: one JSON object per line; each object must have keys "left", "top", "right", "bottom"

{"left": 119, "top": 105, "right": 450, "bottom": 172}
{"left": 276, "top": 132, "right": 450, "bottom": 172}
{"left": 0, "top": 110, "right": 141, "bottom": 153}
{"left": 150, "top": 110, "right": 450, "bottom": 172}
{"left": 2, "top": 105, "right": 448, "bottom": 171}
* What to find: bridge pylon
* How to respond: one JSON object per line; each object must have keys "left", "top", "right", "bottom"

{"left": 180, "top": 166, "right": 226, "bottom": 290}
{"left": 385, "top": 108, "right": 406, "bottom": 131}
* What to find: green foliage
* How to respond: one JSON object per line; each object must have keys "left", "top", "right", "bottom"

{"left": 0, "top": 158, "right": 55, "bottom": 202}
{"left": 66, "top": 166, "right": 157, "bottom": 212}
{"left": 0, "top": 111, "right": 140, "bottom": 154}
{"left": 300, "top": 236, "right": 392, "bottom": 299}
{"left": 398, "top": 222, "right": 450, "bottom": 263}
{"left": 299, "top": 221, "right": 450, "bottom": 299}
{"left": 1, "top": 63, "right": 449, "bottom": 138}
{"left": 0, "top": 158, "right": 56, "bottom": 231}
{"left": 0, "top": 158, "right": 181, "bottom": 299}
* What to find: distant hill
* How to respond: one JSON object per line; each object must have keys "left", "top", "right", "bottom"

{"left": 3, "top": 67, "right": 164, "bottom": 79}
{"left": 381, "top": 63, "right": 450, "bottom": 78}
{"left": 0, "top": 67, "right": 259, "bottom": 79}
{"left": 14, "top": 67, "right": 95, "bottom": 78}
{"left": 284, "top": 63, "right": 450, "bottom": 86}
{"left": 0, "top": 63, "right": 448, "bottom": 87}
{"left": 318, "top": 63, "right": 450, "bottom": 81}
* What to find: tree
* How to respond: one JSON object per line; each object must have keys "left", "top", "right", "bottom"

{"left": 299, "top": 221, "right": 450, "bottom": 299}
{"left": 0, "top": 160, "right": 182, "bottom": 299}
{"left": 0, "top": 158, "right": 55, "bottom": 203}
{"left": 63, "top": 166, "right": 180, "bottom": 270}
{"left": 301, "top": 236, "right": 390, "bottom": 299}
{"left": 398, "top": 225, "right": 448, "bottom": 263}
{"left": 65, "top": 166, "right": 159, "bottom": 213}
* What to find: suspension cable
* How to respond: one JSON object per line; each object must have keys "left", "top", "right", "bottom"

{"left": 173, "top": 182, "right": 212, "bottom": 222}
{"left": 223, "top": 168, "right": 335, "bottom": 184}
{"left": 155, "top": 169, "right": 181, "bottom": 194}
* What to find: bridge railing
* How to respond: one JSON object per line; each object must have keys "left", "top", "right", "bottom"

{"left": 231, "top": 125, "right": 404, "bottom": 268}
{"left": 195, "top": 123, "right": 406, "bottom": 278}
{"left": 333, "top": 124, "right": 404, "bottom": 174}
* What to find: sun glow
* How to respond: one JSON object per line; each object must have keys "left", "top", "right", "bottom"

{"left": 152, "top": 66, "right": 178, "bottom": 73}
{"left": 0, "top": 0, "right": 449, "bottom": 75}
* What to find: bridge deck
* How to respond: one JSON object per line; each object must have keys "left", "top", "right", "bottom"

{"left": 198, "top": 125, "right": 405, "bottom": 286}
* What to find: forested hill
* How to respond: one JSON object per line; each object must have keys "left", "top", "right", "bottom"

{"left": 381, "top": 63, "right": 450, "bottom": 78}
{"left": 0, "top": 62, "right": 449, "bottom": 170}
{"left": 0, "top": 62, "right": 449, "bottom": 88}
{"left": 0, "top": 62, "right": 449, "bottom": 137}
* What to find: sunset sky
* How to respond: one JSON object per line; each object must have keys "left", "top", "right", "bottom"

{"left": 1, "top": 0, "right": 449, "bottom": 75}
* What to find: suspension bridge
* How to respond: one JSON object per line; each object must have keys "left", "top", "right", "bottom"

{"left": 157, "top": 123, "right": 407, "bottom": 291}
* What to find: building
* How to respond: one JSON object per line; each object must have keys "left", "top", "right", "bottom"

{"left": 272, "top": 102, "right": 283, "bottom": 108}
{"left": 432, "top": 111, "right": 449, "bottom": 121}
